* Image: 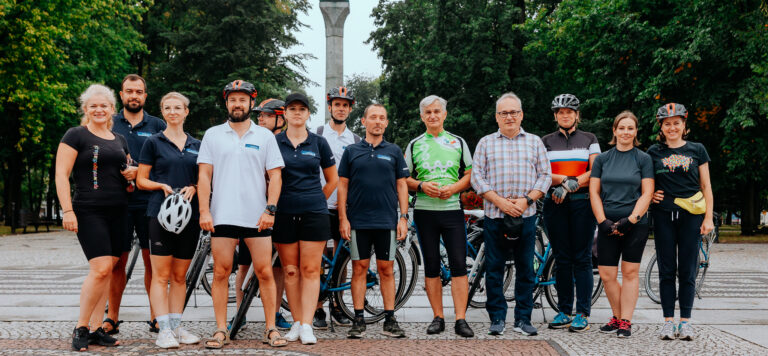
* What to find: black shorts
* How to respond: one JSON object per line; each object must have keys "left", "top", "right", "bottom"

{"left": 125, "top": 207, "right": 150, "bottom": 251}
{"left": 148, "top": 218, "right": 200, "bottom": 259}
{"left": 212, "top": 224, "right": 272, "bottom": 239}
{"left": 271, "top": 212, "right": 331, "bottom": 244}
{"left": 350, "top": 229, "right": 396, "bottom": 261}
{"left": 73, "top": 204, "right": 126, "bottom": 260}
{"left": 597, "top": 224, "right": 649, "bottom": 266}
{"left": 329, "top": 209, "right": 341, "bottom": 241}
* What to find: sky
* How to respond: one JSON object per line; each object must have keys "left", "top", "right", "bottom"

{"left": 286, "top": 0, "right": 383, "bottom": 128}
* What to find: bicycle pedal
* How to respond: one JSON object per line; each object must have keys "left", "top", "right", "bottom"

{"left": 533, "top": 303, "right": 542, "bottom": 309}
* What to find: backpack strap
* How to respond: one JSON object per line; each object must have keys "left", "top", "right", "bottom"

{"left": 316, "top": 125, "right": 324, "bottom": 136}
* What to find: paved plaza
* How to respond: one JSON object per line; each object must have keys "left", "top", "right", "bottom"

{"left": 1, "top": 231, "right": 767, "bottom": 355}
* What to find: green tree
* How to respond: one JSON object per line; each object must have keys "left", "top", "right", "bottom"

{"left": 343, "top": 74, "right": 384, "bottom": 137}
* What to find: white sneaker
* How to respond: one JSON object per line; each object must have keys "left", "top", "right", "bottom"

{"left": 174, "top": 326, "right": 200, "bottom": 344}
{"left": 156, "top": 328, "right": 180, "bottom": 349}
{"left": 284, "top": 322, "right": 301, "bottom": 342}
{"left": 299, "top": 323, "right": 317, "bottom": 345}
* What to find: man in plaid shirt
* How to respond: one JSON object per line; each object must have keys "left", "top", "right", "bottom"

{"left": 471, "top": 92, "right": 552, "bottom": 336}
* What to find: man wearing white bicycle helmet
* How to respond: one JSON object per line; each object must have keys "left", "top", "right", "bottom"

{"left": 136, "top": 91, "right": 201, "bottom": 348}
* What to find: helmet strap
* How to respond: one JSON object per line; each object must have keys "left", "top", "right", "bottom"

{"left": 330, "top": 112, "right": 346, "bottom": 125}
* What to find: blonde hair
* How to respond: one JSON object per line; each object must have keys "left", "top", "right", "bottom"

{"left": 609, "top": 110, "right": 640, "bottom": 146}
{"left": 160, "top": 91, "right": 190, "bottom": 109}
{"left": 79, "top": 84, "right": 116, "bottom": 130}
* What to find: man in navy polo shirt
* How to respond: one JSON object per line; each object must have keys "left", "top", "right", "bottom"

{"left": 337, "top": 104, "right": 409, "bottom": 339}
{"left": 106, "top": 74, "right": 166, "bottom": 334}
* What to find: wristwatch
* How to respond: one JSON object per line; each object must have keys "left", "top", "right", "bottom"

{"left": 525, "top": 196, "right": 534, "bottom": 207}
{"left": 417, "top": 181, "right": 424, "bottom": 192}
{"left": 399, "top": 213, "right": 409, "bottom": 220}
{"left": 265, "top": 204, "right": 277, "bottom": 216}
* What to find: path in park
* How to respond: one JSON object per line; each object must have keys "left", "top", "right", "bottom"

{"left": 1, "top": 231, "right": 766, "bottom": 355}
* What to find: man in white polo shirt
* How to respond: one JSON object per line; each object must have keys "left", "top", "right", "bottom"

{"left": 197, "top": 80, "right": 286, "bottom": 348}
{"left": 312, "top": 86, "right": 360, "bottom": 328}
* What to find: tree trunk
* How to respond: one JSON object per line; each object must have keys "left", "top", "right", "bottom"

{"left": 741, "top": 179, "right": 756, "bottom": 235}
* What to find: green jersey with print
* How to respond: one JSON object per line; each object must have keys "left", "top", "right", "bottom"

{"left": 405, "top": 130, "right": 472, "bottom": 211}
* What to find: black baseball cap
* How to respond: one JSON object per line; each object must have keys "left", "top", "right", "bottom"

{"left": 284, "top": 93, "right": 310, "bottom": 108}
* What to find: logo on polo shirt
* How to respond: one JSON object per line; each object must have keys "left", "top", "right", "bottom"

{"left": 137, "top": 131, "right": 152, "bottom": 137}
{"left": 245, "top": 143, "right": 260, "bottom": 150}
{"left": 376, "top": 154, "right": 392, "bottom": 161}
{"left": 185, "top": 148, "right": 199, "bottom": 154}
{"left": 300, "top": 150, "right": 317, "bottom": 157}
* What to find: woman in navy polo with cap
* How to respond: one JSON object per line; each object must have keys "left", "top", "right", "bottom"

{"left": 271, "top": 92, "right": 338, "bottom": 345}
{"left": 136, "top": 92, "right": 201, "bottom": 349}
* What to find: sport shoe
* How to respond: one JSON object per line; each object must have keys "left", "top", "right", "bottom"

{"left": 174, "top": 326, "right": 200, "bottom": 344}
{"left": 678, "top": 322, "right": 695, "bottom": 341}
{"left": 312, "top": 308, "right": 328, "bottom": 330}
{"left": 617, "top": 319, "right": 632, "bottom": 338}
{"left": 382, "top": 317, "right": 406, "bottom": 338}
{"left": 348, "top": 316, "right": 366, "bottom": 338}
{"left": 548, "top": 312, "right": 572, "bottom": 329}
{"left": 72, "top": 326, "right": 89, "bottom": 351}
{"left": 426, "top": 316, "right": 445, "bottom": 334}
{"left": 284, "top": 322, "right": 301, "bottom": 342}
{"left": 299, "top": 323, "right": 317, "bottom": 345}
{"left": 454, "top": 319, "right": 474, "bottom": 338}
{"left": 227, "top": 316, "right": 247, "bottom": 331}
{"left": 155, "top": 329, "right": 180, "bottom": 349}
{"left": 513, "top": 320, "right": 538, "bottom": 336}
{"left": 331, "top": 307, "right": 352, "bottom": 326}
{"left": 569, "top": 313, "right": 590, "bottom": 332}
{"left": 88, "top": 327, "right": 119, "bottom": 346}
{"left": 488, "top": 320, "right": 505, "bottom": 335}
{"left": 659, "top": 320, "right": 676, "bottom": 340}
{"left": 600, "top": 316, "right": 621, "bottom": 334}
{"left": 275, "top": 312, "right": 291, "bottom": 330}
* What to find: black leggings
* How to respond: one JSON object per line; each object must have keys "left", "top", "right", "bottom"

{"left": 414, "top": 209, "right": 467, "bottom": 279}
{"left": 652, "top": 209, "right": 704, "bottom": 319}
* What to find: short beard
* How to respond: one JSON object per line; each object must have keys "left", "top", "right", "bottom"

{"left": 124, "top": 101, "right": 143, "bottom": 113}
{"left": 228, "top": 110, "right": 250, "bottom": 123}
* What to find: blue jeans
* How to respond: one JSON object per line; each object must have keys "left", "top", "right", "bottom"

{"left": 543, "top": 197, "right": 595, "bottom": 316}
{"left": 483, "top": 216, "right": 536, "bottom": 323}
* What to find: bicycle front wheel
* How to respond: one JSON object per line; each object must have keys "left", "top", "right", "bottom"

{"left": 394, "top": 244, "right": 420, "bottom": 310}
{"left": 183, "top": 242, "right": 210, "bottom": 310}
{"left": 695, "top": 232, "right": 713, "bottom": 298}
{"left": 229, "top": 272, "right": 260, "bottom": 340}
{"left": 644, "top": 253, "right": 662, "bottom": 304}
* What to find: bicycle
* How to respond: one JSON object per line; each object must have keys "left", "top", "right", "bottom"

{"left": 229, "top": 238, "right": 408, "bottom": 339}
{"left": 644, "top": 228, "right": 717, "bottom": 304}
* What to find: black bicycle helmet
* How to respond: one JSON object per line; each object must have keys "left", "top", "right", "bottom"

{"left": 222, "top": 80, "right": 257, "bottom": 100}
{"left": 255, "top": 98, "right": 285, "bottom": 116}
{"left": 656, "top": 103, "right": 688, "bottom": 122}
{"left": 551, "top": 94, "right": 580, "bottom": 112}
{"left": 326, "top": 86, "right": 355, "bottom": 105}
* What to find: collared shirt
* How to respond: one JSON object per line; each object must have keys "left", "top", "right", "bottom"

{"left": 405, "top": 130, "right": 472, "bottom": 211}
{"left": 138, "top": 132, "right": 201, "bottom": 218}
{"left": 541, "top": 129, "right": 600, "bottom": 193}
{"left": 197, "top": 120, "right": 284, "bottom": 228}
{"left": 112, "top": 109, "right": 166, "bottom": 207}
{"left": 338, "top": 139, "right": 410, "bottom": 229}
{"left": 275, "top": 130, "right": 335, "bottom": 214}
{"left": 471, "top": 128, "right": 552, "bottom": 218}
{"left": 317, "top": 123, "right": 359, "bottom": 209}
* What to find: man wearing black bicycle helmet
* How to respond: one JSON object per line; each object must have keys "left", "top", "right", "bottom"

{"left": 647, "top": 102, "right": 713, "bottom": 341}
{"left": 541, "top": 94, "right": 601, "bottom": 332}
{"left": 254, "top": 99, "right": 286, "bottom": 134}
{"left": 222, "top": 79, "right": 258, "bottom": 122}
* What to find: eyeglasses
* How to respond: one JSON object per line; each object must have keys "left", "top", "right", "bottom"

{"left": 496, "top": 110, "right": 522, "bottom": 118}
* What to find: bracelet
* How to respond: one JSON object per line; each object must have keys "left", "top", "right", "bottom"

{"left": 417, "top": 181, "right": 423, "bottom": 192}
{"left": 62, "top": 209, "right": 73, "bottom": 214}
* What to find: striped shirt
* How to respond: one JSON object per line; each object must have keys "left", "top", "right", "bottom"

{"left": 471, "top": 128, "right": 552, "bottom": 218}
{"left": 541, "top": 129, "right": 600, "bottom": 193}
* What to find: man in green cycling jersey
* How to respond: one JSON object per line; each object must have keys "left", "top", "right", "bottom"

{"left": 404, "top": 95, "right": 474, "bottom": 337}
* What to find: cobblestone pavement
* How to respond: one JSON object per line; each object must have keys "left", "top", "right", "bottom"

{"left": 1, "top": 232, "right": 768, "bottom": 355}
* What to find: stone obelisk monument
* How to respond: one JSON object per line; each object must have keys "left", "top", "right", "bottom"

{"left": 319, "top": 0, "right": 349, "bottom": 123}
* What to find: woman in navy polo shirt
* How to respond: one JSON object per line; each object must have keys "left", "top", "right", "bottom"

{"left": 136, "top": 92, "right": 201, "bottom": 348}
{"left": 271, "top": 93, "right": 338, "bottom": 345}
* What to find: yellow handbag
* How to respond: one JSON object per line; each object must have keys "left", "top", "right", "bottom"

{"left": 674, "top": 191, "right": 706, "bottom": 215}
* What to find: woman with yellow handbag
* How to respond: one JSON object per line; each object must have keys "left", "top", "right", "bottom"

{"left": 647, "top": 103, "right": 715, "bottom": 342}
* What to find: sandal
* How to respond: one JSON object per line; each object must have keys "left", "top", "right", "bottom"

{"left": 263, "top": 328, "right": 288, "bottom": 347}
{"left": 102, "top": 318, "right": 122, "bottom": 335}
{"left": 204, "top": 328, "right": 230, "bottom": 349}
{"left": 147, "top": 319, "right": 159, "bottom": 333}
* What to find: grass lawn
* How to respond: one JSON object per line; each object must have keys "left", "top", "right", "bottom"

{"left": 718, "top": 225, "right": 768, "bottom": 243}
{"left": 0, "top": 224, "right": 64, "bottom": 236}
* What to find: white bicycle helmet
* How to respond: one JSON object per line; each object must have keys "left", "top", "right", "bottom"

{"left": 157, "top": 192, "right": 192, "bottom": 234}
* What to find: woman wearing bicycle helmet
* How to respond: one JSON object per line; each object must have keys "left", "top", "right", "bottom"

{"left": 136, "top": 92, "right": 201, "bottom": 348}
{"left": 589, "top": 111, "right": 654, "bottom": 338}
{"left": 647, "top": 103, "right": 714, "bottom": 341}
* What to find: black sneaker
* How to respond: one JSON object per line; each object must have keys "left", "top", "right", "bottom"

{"left": 513, "top": 320, "right": 538, "bottom": 336}
{"left": 382, "top": 317, "right": 406, "bottom": 338}
{"left": 600, "top": 316, "right": 621, "bottom": 333}
{"left": 72, "top": 326, "right": 89, "bottom": 351}
{"left": 454, "top": 319, "right": 474, "bottom": 338}
{"left": 348, "top": 316, "right": 366, "bottom": 338}
{"left": 426, "top": 316, "right": 445, "bottom": 334}
{"left": 88, "top": 327, "right": 118, "bottom": 346}
{"left": 617, "top": 319, "right": 632, "bottom": 338}
{"left": 331, "top": 307, "right": 352, "bottom": 326}
{"left": 312, "top": 308, "right": 328, "bottom": 330}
